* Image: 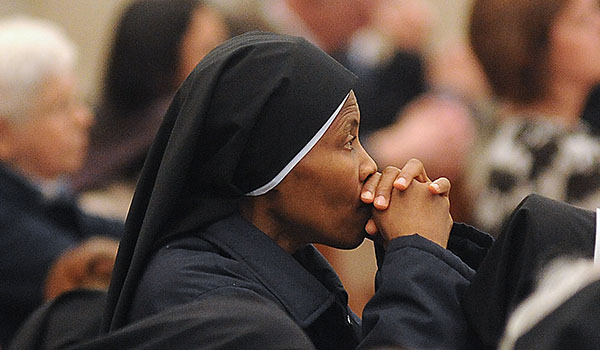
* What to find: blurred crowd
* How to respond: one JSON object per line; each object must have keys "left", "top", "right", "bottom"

{"left": 2, "top": 0, "right": 600, "bottom": 348}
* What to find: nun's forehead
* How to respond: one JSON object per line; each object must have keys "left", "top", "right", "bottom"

{"left": 329, "top": 90, "right": 360, "bottom": 129}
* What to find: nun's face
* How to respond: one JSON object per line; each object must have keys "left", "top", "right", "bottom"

{"left": 266, "top": 91, "right": 377, "bottom": 251}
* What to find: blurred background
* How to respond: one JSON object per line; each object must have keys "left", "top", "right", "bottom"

{"left": 12, "top": 0, "right": 589, "bottom": 320}
{"left": 4, "top": 3, "right": 600, "bottom": 347}
{"left": 0, "top": 0, "right": 482, "bottom": 317}
{"left": 1, "top": 0, "right": 471, "bottom": 105}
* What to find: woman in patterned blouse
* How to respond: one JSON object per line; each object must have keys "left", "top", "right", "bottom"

{"left": 468, "top": 0, "right": 600, "bottom": 236}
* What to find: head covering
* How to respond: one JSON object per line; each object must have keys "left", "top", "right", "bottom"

{"left": 462, "top": 194, "right": 596, "bottom": 349}
{"left": 497, "top": 259, "right": 600, "bottom": 350}
{"left": 511, "top": 279, "right": 600, "bottom": 350}
{"left": 103, "top": 31, "right": 357, "bottom": 331}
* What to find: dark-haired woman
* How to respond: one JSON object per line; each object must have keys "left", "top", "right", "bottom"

{"left": 468, "top": 0, "right": 600, "bottom": 237}
{"left": 74, "top": 0, "right": 229, "bottom": 220}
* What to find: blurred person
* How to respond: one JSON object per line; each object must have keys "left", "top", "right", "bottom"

{"left": 73, "top": 0, "right": 229, "bottom": 220}
{"left": 351, "top": 0, "right": 439, "bottom": 63}
{"left": 468, "top": 0, "right": 600, "bottom": 237}
{"left": 10, "top": 290, "right": 317, "bottom": 350}
{"left": 0, "top": 16, "right": 122, "bottom": 347}
{"left": 259, "top": 0, "right": 428, "bottom": 136}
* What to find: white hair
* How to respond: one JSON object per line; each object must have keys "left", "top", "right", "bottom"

{"left": 499, "top": 258, "right": 600, "bottom": 349}
{"left": 0, "top": 16, "right": 76, "bottom": 123}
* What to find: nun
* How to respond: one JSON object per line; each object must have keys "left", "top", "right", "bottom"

{"left": 101, "top": 32, "right": 493, "bottom": 349}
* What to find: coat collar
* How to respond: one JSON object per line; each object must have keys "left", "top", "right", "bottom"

{"left": 0, "top": 163, "right": 72, "bottom": 204}
{"left": 201, "top": 213, "right": 348, "bottom": 328}
{"left": 0, "top": 163, "right": 44, "bottom": 206}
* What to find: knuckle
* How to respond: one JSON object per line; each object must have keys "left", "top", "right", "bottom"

{"left": 365, "top": 172, "right": 380, "bottom": 184}
{"left": 408, "top": 158, "right": 423, "bottom": 166}
{"left": 383, "top": 165, "right": 400, "bottom": 174}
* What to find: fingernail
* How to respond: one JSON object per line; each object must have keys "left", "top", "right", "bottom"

{"left": 365, "top": 221, "right": 376, "bottom": 235}
{"left": 431, "top": 183, "right": 440, "bottom": 192}
{"left": 395, "top": 177, "right": 407, "bottom": 188}
{"left": 374, "top": 196, "right": 386, "bottom": 207}
{"left": 361, "top": 191, "right": 374, "bottom": 201}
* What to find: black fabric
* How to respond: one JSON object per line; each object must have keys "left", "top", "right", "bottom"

{"left": 373, "top": 222, "right": 494, "bottom": 274}
{"left": 104, "top": 31, "right": 357, "bottom": 333}
{"left": 362, "top": 233, "right": 479, "bottom": 349}
{"left": 447, "top": 222, "right": 494, "bottom": 271}
{"left": 513, "top": 279, "right": 600, "bottom": 350}
{"left": 462, "top": 194, "right": 596, "bottom": 349}
{"left": 0, "top": 164, "right": 123, "bottom": 348}
{"left": 13, "top": 289, "right": 315, "bottom": 350}
{"left": 128, "top": 214, "right": 360, "bottom": 349}
{"left": 582, "top": 84, "right": 600, "bottom": 135}
{"left": 8, "top": 289, "right": 106, "bottom": 350}
{"left": 125, "top": 213, "right": 490, "bottom": 350}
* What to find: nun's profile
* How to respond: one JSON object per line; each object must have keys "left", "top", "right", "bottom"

{"left": 101, "top": 32, "right": 492, "bottom": 349}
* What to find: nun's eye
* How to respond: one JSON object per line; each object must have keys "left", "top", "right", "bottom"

{"left": 344, "top": 135, "right": 356, "bottom": 150}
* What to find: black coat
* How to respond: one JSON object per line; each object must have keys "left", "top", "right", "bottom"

{"left": 463, "top": 194, "right": 597, "bottom": 349}
{"left": 10, "top": 288, "right": 317, "bottom": 350}
{"left": 0, "top": 164, "right": 123, "bottom": 347}
{"left": 128, "top": 214, "right": 491, "bottom": 349}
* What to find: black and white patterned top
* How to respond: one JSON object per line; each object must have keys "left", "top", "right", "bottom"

{"left": 471, "top": 117, "right": 600, "bottom": 236}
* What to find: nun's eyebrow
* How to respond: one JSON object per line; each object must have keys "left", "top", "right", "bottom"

{"left": 344, "top": 118, "right": 359, "bottom": 132}
{"left": 335, "top": 115, "right": 358, "bottom": 138}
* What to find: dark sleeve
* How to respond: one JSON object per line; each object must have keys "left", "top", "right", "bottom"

{"left": 360, "top": 234, "right": 475, "bottom": 349}
{"left": 0, "top": 203, "right": 122, "bottom": 347}
{"left": 76, "top": 212, "right": 123, "bottom": 240}
{"left": 447, "top": 222, "right": 494, "bottom": 271}
{"left": 463, "top": 194, "right": 596, "bottom": 349}
{"left": 0, "top": 212, "right": 77, "bottom": 347}
{"left": 8, "top": 289, "right": 107, "bottom": 350}
{"left": 44, "top": 195, "right": 124, "bottom": 241}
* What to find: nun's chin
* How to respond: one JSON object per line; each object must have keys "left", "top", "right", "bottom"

{"left": 332, "top": 233, "right": 366, "bottom": 250}
{"left": 346, "top": 237, "right": 366, "bottom": 249}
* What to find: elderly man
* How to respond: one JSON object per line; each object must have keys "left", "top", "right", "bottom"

{"left": 0, "top": 17, "right": 122, "bottom": 347}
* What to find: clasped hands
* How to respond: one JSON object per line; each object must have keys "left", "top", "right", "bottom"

{"left": 360, "top": 158, "right": 453, "bottom": 248}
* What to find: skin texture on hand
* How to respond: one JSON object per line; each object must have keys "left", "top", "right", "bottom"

{"left": 44, "top": 237, "right": 119, "bottom": 301}
{"left": 371, "top": 181, "right": 452, "bottom": 248}
{"left": 360, "top": 159, "right": 452, "bottom": 248}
